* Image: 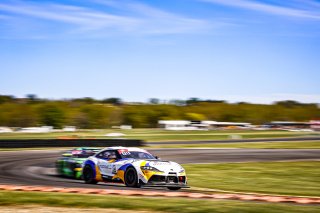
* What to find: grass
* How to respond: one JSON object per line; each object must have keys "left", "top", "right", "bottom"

{"left": 0, "top": 141, "right": 319, "bottom": 151}
{"left": 148, "top": 141, "right": 320, "bottom": 149}
{"left": 184, "top": 161, "right": 320, "bottom": 197}
{"left": 0, "top": 191, "right": 319, "bottom": 213}
{"left": 0, "top": 129, "right": 318, "bottom": 142}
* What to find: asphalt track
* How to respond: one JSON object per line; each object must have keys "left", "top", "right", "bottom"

{"left": 0, "top": 148, "right": 320, "bottom": 191}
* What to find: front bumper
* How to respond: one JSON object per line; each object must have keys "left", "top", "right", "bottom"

{"left": 144, "top": 184, "right": 189, "bottom": 188}
{"left": 144, "top": 174, "right": 188, "bottom": 188}
{"left": 143, "top": 183, "right": 189, "bottom": 188}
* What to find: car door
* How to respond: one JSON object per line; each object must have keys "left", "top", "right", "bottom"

{"left": 96, "top": 150, "right": 118, "bottom": 176}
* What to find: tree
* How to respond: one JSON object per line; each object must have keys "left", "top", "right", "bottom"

{"left": 275, "top": 100, "right": 303, "bottom": 108}
{"left": 72, "top": 112, "right": 90, "bottom": 129}
{"left": 72, "top": 97, "right": 96, "bottom": 104}
{"left": 77, "top": 105, "right": 111, "bottom": 128}
{"left": 101, "top": 98, "right": 122, "bottom": 105}
{"left": 38, "top": 104, "right": 65, "bottom": 128}
{"left": 26, "top": 94, "right": 39, "bottom": 103}
{"left": 0, "top": 95, "right": 15, "bottom": 104}
{"left": 168, "top": 99, "right": 186, "bottom": 106}
{"left": 186, "top": 98, "right": 201, "bottom": 105}
{"left": 148, "top": 98, "right": 160, "bottom": 105}
{"left": 107, "top": 107, "right": 123, "bottom": 127}
{"left": 0, "top": 94, "right": 319, "bottom": 128}
{"left": 185, "top": 113, "right": 207, "bottom": 121}
{"left": 0, "top": 103, "right": 37, "bottom": 127}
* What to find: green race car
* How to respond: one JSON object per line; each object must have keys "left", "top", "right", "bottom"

{"left": 56, "top": 147, "right": 101, "bottom": 179}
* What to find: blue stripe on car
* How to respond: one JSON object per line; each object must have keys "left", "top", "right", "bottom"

{"left": 118, "top": 163, "right": 132, "bottom": 171}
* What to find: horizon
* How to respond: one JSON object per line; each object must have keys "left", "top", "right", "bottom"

{"left": 1, "top": 93, "right": 319, "bottom": 105}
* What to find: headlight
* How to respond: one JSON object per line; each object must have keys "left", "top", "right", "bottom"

{"left": 179, "top": 166, "right": 185, "bottom": 173}
{"left": 140, "top": 166, "right": 163, "bottom": 172}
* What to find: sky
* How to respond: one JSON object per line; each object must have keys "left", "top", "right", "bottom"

{"left": 0, "top": 0, "right": 319, "bottom": 104}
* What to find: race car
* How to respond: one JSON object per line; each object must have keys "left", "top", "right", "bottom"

{"left": 56, "top": 147, "right": 101, "bottom": 179}
{"left": 82, "top": 147, "right": 188, "bottom": 190}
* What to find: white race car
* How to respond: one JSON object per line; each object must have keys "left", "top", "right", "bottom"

{"left": 82, "top": 147, "right": 188, "bottom": 190}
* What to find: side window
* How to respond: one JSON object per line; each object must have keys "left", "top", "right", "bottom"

{"left": 97, "top": 151, "right": 110, "bottom": 159}
{"left": 96, "top": 150, "right": 118, "bottom": 159}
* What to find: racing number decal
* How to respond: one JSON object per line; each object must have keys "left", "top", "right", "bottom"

{"left": 112, "top": 165, "right": 117, "bottom": 174}
{"left": 118, "top": 149, "right": 131, "bottom": 155}
{"left": 71, "top": 150, "right": 81, "bottom": 155}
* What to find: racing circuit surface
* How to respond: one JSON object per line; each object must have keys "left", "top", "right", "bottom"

{"left": 0, "top": 148, "right": 320, "bottom": 191}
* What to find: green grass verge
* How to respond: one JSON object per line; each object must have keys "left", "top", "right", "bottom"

{"left": 0, "top": 129, "right": 318, "bottom": 142}
{"left": 184, "top": 161, "right": 320, "bottom": 197}
{"left": 132, "top": 133, "right": 313, "bottom": 142}
{"left": 149, "top": 141, "right": 320, "bottom": 149}
{"left": 0, "top": 191, "right": 319, "bottom": 213}
{"left": 0, "top": 141, "right": 319, "bottom": 151}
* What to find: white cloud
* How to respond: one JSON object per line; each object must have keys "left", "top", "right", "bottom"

{"left": 0, "top": 0, "right": 214, "bottom": 38}
{"left": 93, "top": 0, "right": 213, "bottom": 35}
{"left": 124, "top": 2, "right": 210, "bottom": 34}
{"left": 0, "top": 2, "right": 140, "bottom": 32}
{"left": 201, "top": 0, "right": 320, "bottom": 20}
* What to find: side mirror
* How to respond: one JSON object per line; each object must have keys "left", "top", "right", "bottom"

{"left": 155, "top": 156, "right": 160, "bottom": 160}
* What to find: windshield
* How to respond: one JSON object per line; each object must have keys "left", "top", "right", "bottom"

{"left": 74, "top": 153, "right": 94, "bottom": 158}
{"left": 118, "top": 150, "right": 156, "bottom": 159}
{"left": 71, "top": 149, "right": 100, "bottom": 158}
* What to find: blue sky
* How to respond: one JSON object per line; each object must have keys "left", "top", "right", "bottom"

{"left": 0, "top": 0, "right": 319, "bottom": 103}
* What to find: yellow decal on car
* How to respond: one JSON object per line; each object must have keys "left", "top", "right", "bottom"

{"left": 95, "top": 165, "right": 103, "bottom": 181}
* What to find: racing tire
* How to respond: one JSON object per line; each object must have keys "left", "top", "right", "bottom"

{"left": 83, "top": 165, "right": 98, "bottom": 184}
{"left": 167, "top": 187, "right": 181, "bottom": 190}
{"left": 124, "top": 167, "right": 141, "bottom": 188}
{"left": 55, "top": 161, "right": 64, "bottom": 177}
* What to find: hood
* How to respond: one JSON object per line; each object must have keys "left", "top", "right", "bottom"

{"left": 70, "top": 158, "right": 87, "bottom": 164}
{"left": 141, "top": 159, "right": 184, "bottom": 173}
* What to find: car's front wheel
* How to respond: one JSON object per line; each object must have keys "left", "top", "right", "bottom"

{"left": 124, "top": 167, "right": 141, "bottom": 188}
{"left": 83, "top": 165, "right": 98, "bottom": 184}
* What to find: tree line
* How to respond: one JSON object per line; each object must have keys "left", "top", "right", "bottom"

{"left": 0, "top": 95, "right": 319, "bottom": 128}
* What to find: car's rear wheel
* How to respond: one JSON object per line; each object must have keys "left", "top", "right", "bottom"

{"left": 55, "top": 162, "right": 63, "bottom": 176}
{"left": 124, "top": 167, "right": 141, "bottom": 188}
{"left": 167, "top": 187, "right": 181, "bottom": 190}
{"left": 83, "top": 165, "right": 97, "bottom": 184}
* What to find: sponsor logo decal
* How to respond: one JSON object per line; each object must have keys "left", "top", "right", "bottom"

{"left": 152, "top": 162, "right": 170, "bottom": 166}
